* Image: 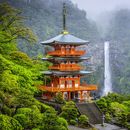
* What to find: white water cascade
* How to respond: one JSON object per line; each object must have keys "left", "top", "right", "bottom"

{"left": 103, "top": 41, "right": 112, "bottom": 96}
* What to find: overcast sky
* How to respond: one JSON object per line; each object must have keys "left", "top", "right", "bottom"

{"left": 71, "top": 0, "right": 130, "bottom": 19}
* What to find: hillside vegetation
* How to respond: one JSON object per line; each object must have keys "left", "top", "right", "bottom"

{"left": 0, "top": 3, "right": 68, "bottom": 130}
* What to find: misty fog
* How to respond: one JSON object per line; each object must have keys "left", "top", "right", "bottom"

{"left": 71, "top": 0, "right": 130, "bottom": 20}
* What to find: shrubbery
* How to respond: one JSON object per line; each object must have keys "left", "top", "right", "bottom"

{"left": 78, "top": 115, "right": 89, "bottom": 127}
{"left": 70, "top": 119, "right": 77, "bottom": 125}
{"left": 55, "top": 92, "right": 65, "bottom": 104}
{"left": 60, "top": 101, "right": 79, "bottom": 123}
{"left": 0, "top": 114, "right": 23, "bottom": 130}
{"left": 96, "top": 93, "right": 130, "bottom": 129}
{"left": 0, "top": 3, "right": 68, "bottom": 130}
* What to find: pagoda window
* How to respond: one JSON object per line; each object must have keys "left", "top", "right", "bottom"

{"left": 60, "top": 80, "right": 65, "bottom": 88}
{"left": 66, "top": 45, "right": 70, "bottom": 53}
{"left": 71, "top": 46, "right": 75, "bottom": 53}
{"left": 61, "top": 46, "right": 65, "bottom": 54}
{"left": 67, "top": 80, "right": 72, "bottom": 88}
{"left": 75, "top": 80, "right": 79, "bottom": 88}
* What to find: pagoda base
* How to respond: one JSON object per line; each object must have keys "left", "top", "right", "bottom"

{"left": 39, "top": 84, "right": 97, "bottom": 102}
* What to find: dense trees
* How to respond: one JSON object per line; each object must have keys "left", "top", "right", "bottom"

{"left": 96, "top": 93, "right": 130, "bottom": 129}
{"left": 0, "top": 3, "right": 68, "bottom": 130}
{"left": 0, "top": 114, "right": 23, "bottom": 130}
{"left": 60, "top": 101, "right": 79, "bottom": 123}
{"left": 0, "top": 0, "right": 130, "bottom": 129}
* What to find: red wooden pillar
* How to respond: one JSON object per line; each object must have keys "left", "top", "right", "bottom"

{"left": 65, "top": 78, "right": 67, "bottom": 88}
{"left": 72, "top": 79, "right": 75, "bottom": 88}
{"left": 76, "top": 76, "right": 80, "bottom": 88}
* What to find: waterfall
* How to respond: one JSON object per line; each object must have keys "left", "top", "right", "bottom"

{"left": 102, "top": 41, "right": 112, "bottom": 96}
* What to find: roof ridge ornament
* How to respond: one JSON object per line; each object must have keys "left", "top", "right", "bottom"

{"left": 62, "top": 3, "right": 69, "bottom": 35}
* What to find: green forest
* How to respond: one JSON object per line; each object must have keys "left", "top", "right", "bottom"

{"left": 0, "top": 0, "right": 130, "bottom": 130}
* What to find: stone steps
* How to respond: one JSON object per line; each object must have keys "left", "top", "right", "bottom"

{"left": 76, "top": 102, "right": 102, "bottom": 124}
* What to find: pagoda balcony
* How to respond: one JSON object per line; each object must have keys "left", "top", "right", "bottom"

{"left": 49, "top": 64, "right": 82, "bottom": 71}
{"left": 48, "top": 50, "right": 85, "bottom": 56}
{"left": 39, "top": 84, "right": 97, "bottom": 92}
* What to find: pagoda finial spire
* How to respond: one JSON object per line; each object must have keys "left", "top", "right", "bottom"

{"left": 62, "top": 3, "right": 69, "bottom": 34}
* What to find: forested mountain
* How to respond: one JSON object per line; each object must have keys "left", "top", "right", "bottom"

{"left": 0, "top": 0, "right": 100, "bottom": 56}
{"left": 106, "top": 9, "right": 130, "bottom": 94}
{"left": 0, "top": 3, "right": 69, "bottom": 129}
{"left": 0, "top": 1, "right": 130, "bottom": 129}
{"left": 0, "top": 0, "right": 130, "bottom": 95}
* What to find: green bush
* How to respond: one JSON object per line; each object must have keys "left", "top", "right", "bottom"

{"left": 32, "top": 128, "right": 40, "bottom": 130}
{"left": 13, "top": 114, "right": 30, "bottom": 128}
{"left": 10, "top": 51, "right": 33, "bottom": 67}
{"left": 70, "top": 119, "right": 77, "bottom": 125}
{"left": 42, "top": 108, "right": 68, "bottom": 130}
{"left": 55, "top": 92, "right": 65, "bottom": 104}
{"left": 16, "top": 107, "right": 43, "bottom": 128}
{"left": 0, "top": 114, "right": 23, "bottom": 130}
{"left": 60, "top": 101, "right": 79, "bottom": 122}
{"left": 105, "top": 113, "right": 112, "bottom": 122}
{"left": 78, "top": 115, "right": 89, "bottom": 127}
{"left": 39, "top": 102, "right": 50, "bottom": 112}
{"left": 96, "top": 98, "right": 108, "bottom": 113}
{"left": 2, "top": 105, "right": 13, "bottom": 116}
{"left": 110, "top": 102, "right": 128, "bottom": 126}
{"left": 57, "top": 117, "right": 68, "bottom": 129}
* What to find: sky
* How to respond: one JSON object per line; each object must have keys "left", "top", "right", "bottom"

{"left": 71, "top": 0, "right": 130, "bottom": 20}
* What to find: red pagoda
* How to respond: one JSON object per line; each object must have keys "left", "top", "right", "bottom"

{"left": 39, "top": 4, "right": 97, "bottom": 102}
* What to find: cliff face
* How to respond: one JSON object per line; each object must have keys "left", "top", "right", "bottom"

{"left": 0, "top": 0, "right": 100, "bottom": 56}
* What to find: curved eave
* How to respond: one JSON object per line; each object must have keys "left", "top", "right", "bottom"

{"left": 41, "top": 70, "right": 93, "bottom": 76}
{"left": 40, "top": 34, "right": 89, "bottom": 46}
{"left": 41, "top": 41, "right": 89, "bottom": 46}
{"left": 42, "top": 57, "right": 90, "bottom": 62}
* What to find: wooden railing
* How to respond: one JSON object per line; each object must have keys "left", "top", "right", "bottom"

{"left": 48, "top": 50, "right": 85, "bottom": 56}
{"left": 49, "top": 64, "right": 82, "bottom": 71}
{"left": 39, "top": 84, "right": 97, "bottom": 92}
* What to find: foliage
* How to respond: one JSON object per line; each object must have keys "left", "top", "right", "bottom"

{"left": 42, "top": 108, "right": 68, "bottom": 130}
{"left": 70, "top": 119, "right": 77, "bottom": 125}
{"left": 0, "top": 3, "right": 68, "bottom": 130}
{"left": 78, "top": 115, "right": 89, "bottom": 127}
{"left": 123, "top": 100, "right": 130, "bottom": 111}
{"left": 96, "top": 97, "right": 109, "bottom": 113}
{"left": 110, "top": 102, "right": 128, "bottom": 125}
{"left": 0, "top": 3, "right": 37, "bottom": 42}
{"left": 15, "top": 106, "right": 43, "bottom": 129}
{"left": 105, "top": 113, "right": 112, "bottom": 122}
{"left": 57, "top": 117, "right": 68, "bottom": 129}
{"left": 0, "top": 114, "right": 23, "bottom": 130}
{"left": 13, "top": 114, "right": 30, "bottom": 128}
{"left": 96, "top": 93, "right": 130, "bottom": 113}
{"left": 96, "top": 93, "right": 130, "bottom": 128}
{"left": 60, "top": 101, "right": 79, "bottom": 123}
{"left": 55, "top": 92, "right": 65, "bottom": 104}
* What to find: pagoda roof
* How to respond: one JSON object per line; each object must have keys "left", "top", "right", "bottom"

{"left": 41, "top": 70, "right": 92, "bottom": 76}
{"left": 42, "top": 57, "right": 90, "bottom": 62}
{"left": 41, "top": 33, "right": 89, "bottom": 46}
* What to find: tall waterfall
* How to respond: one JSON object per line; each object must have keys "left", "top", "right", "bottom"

{"left": 102, "top": 41, "right": 112, "bottom": 96}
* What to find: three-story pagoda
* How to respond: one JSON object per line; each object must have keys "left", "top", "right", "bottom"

{"left": 39, "top": 4, "right": 97, "bottom": 101}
